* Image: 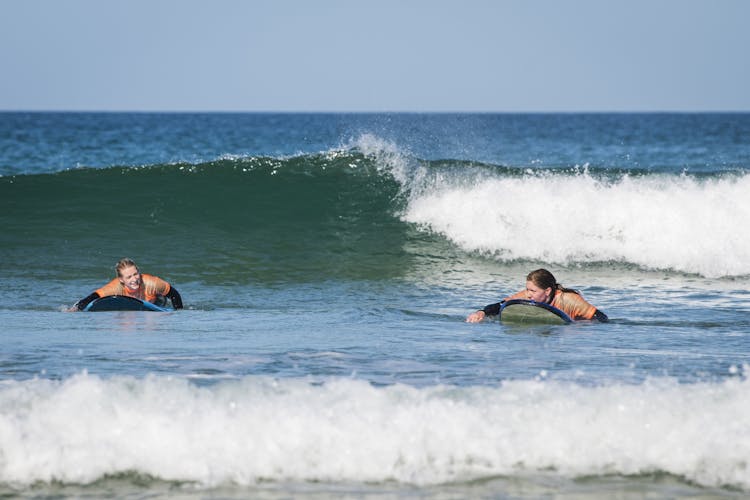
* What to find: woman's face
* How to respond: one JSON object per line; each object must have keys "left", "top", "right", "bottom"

{"left": 525, "top": 280, "right": 552, "bottom": 302}
{"left": 118, "top": 265, "right": 143, "bottom": 291}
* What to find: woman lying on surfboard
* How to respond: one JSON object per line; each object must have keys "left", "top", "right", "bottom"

{"left": 466, "top": 268, "right": 608, "bottom": 322}
{"left": 70, "top": 258, "right": 183, "bottom": 311}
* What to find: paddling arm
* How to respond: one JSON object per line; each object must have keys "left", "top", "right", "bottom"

{"left": 466, "top": 301, "right": 504, "bottom": 322}
{"left": 166, "top": 287, "right": 184, "bottom": 309}
{"left": 72, "top": 292, "right": 100, "bottom": 311}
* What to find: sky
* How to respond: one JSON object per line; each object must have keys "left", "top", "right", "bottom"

{"left": 1, "top": 0, "right": 749, "bottom": 112}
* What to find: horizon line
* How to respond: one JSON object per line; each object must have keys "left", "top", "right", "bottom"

{"left": 2, "top": 108, "right": 750, "bottom": 114}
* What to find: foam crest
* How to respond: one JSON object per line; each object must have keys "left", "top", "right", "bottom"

{"left": 402, "top": 171, "right": 750, "bottom": 278}
{"left": 348, "top": 133, "right": 417, "bottom": 185}
{"left": 1, "top": 373, "right": 749, "bottom": 490}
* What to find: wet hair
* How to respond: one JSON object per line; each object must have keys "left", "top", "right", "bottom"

{"left": 526, "top": 268, "right": 580, "bottom": 297}
{"left": 115, "top": 258, "right": 139, "bottom": 277}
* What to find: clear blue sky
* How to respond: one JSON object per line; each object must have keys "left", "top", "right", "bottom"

{"left": 1, "top": 0, "right": 748, "bottom": 112}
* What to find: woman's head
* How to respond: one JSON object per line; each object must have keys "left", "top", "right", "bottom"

{"left": 527, "top": 268, "right": 557, "bottom": 290}
{"left": 115, "top": 258, "right": 142, "bottom": 291}
{"left": 115, "top": 258, "right": 138, "bottom": 277}
{"left": 524, "top": 268, "right": 557, "bottom": 302}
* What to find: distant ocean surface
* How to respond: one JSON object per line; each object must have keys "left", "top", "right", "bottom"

{"left": 1, "top": 112, "right": 749, "bottom": 499}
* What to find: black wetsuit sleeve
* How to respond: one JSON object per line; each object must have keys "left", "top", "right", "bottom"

{"left": 166, "top": 286, "right": 183, "bottom": 309}
{"left": 593, "top": 309, "right": 609, "bottom": 322}
{"left": 74, "top": 292, "right": 100, "bottom": 311}
{"left": 482, "top": 301, "right": 504, "bottom": 317}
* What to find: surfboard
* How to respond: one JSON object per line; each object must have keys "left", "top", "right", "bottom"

{"left": 499, "top": 299, "right": 572, "bottom": 325}
{"left": 83, "top": 295, "right": 173, "bottom": 312}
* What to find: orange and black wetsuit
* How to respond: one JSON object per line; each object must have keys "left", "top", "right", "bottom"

{"left": 74, "top": 273, "right": 183, "bottom": 310}
{"left": 482, "top": 289, "right": 608, "bottom": 321}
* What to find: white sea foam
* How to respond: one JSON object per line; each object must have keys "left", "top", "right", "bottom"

{"left": 1, "top": 373, "right": 749, "bottom": 490}
{"left": 350, "top": 133, "right": 417, "bottom": 186}
{"left": 401, "top": 170, "right": 750, "bottom": 278}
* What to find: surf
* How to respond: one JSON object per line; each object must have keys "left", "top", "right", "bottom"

{"left": 401, "top": 166, "right": 750, "bottom": 278}
{"left": 1, "top": 372, "right": 749, "bottom": 491}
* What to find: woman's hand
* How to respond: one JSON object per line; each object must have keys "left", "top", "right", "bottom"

{"left": 466, "top": 310, "right": 486, "bottom": 323}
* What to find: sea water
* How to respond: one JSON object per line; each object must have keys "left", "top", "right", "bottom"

{"left": 1, "top": 112, "right": 749, "bottom": 498}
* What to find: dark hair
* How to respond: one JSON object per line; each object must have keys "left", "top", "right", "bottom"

{"left": 526, "top": 268, "right": 580, "bottom": 296}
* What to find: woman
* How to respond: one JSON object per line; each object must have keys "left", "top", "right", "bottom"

{"left": 71, "top": 258, "right": 183, "bottom": 311}
{"left": 466, "top": 268, "right": 607, "bottom": 322}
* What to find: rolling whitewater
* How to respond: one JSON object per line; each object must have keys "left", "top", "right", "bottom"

{"left": 1, "top": 112, "right": 750, "bottom": 498}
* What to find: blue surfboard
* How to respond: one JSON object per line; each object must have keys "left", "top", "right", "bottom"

{"left": 83, "top": 295, "right": 173, "bottom": 312}
{"left": 499, "top": 299, "right": 572, "bottom": 325}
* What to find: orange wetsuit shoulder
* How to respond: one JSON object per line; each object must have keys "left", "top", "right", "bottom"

{"left": 95, "top": 274, "right": 171, "bottom": 303}
{"left": 549, "top": 289, "right": 597, "bottom": 320}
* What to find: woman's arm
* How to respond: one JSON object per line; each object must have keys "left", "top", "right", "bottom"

{"left": 593, "top": 309, "right": 608, "bottom": 322}
{"left": 166, "top": 286, "right": 183, "bottom": 309}
{"left": 71, "top": 292, "right": 100, "bottom": 311}
{"left": 466, "top": 301, "right": 504, "bottom": 322}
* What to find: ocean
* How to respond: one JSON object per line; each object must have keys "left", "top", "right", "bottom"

{"left": 1, "top": 112, "right": 749, "bottom": 499}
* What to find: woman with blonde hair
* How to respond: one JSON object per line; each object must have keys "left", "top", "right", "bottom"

{"left": 71, "top": 258, "right": 183, "bottom": 311}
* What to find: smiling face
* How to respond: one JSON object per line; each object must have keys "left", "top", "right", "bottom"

{"left": 525, "top": 280, "right": 552, "bottom": 302}
{"left": 118, "top": 265, "right": 143, "bottom": 291}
